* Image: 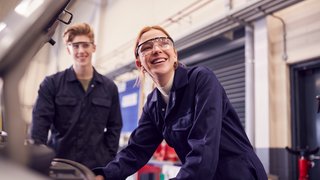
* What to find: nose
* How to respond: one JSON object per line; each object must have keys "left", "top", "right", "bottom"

{"left": 152, "top": 44, "right": 162, "bottom": 53}
{"left": 78, "top": 45, "right": 86, "bottom": 52}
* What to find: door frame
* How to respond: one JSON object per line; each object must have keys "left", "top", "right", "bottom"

{"left": 290, "top": 57, "right": 320, "bottom": 179}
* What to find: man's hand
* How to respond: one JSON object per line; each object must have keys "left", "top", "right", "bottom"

{"left": 95, "top": 175, "right": 104, "bottom": 180}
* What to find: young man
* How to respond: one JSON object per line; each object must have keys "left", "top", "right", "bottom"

{"left": 31, "top": 23, "right": 122, "bottom": 169}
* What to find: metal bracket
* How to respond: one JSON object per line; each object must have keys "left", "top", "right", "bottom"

{"left": 57, "top": 9, "right": 73, "bottom": 25}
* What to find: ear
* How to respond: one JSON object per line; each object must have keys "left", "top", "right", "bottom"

{"left": 174, "top": 48, "right": 178, "bottom": 56}
{"left": 135, "top": 59, "right": 142, "bottom": 69}
{"left": 66, "top": 47, "right": 71, "bottom": 55}
{"left": 92, "top": 44, "right": 96, "bottom": 52}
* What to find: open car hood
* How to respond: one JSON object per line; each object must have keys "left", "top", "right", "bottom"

{"left": 0, "top": 0, "right": 73, "bottom": 179}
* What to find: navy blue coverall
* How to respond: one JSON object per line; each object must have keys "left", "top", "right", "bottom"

{"left": 94, "top": 65, "right": 267, "bottom": 179}
{"left": 31, "top": 67, "right": 123, "bottom": 169}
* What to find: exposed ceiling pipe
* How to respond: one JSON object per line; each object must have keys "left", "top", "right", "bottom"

{"left": 269, "top": 13, "right": 288, "bottom": 61}
{"left": 106, "top": 0, "right": 304, "bottom": 79}
{"left": 175, "top": 0, "right": 304, "bottom": 51}
{"left": 160, "top": 0, "right": 214, "bottom": 28}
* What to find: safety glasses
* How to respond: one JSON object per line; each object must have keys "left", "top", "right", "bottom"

{"left": 67, "top": 41, "right": 94, "bottom": 51}
{"left": 136, "top": 37, "right": 174, "bottom": 57}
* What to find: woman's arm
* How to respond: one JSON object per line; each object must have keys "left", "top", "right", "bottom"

{"left": 94, "top": 105, "right": 163, "bottom": 179}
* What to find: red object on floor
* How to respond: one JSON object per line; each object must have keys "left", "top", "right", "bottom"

{"left": 153, "top": 142, "right": 179, "bottom": 162}
{"left": 154, "top": 142, "right": 166, "bottom": 161}
{"left": 137, "top": 164, "right": 161, "bottom": 180}
{"left": 164, "top": 145, "right": 179, "bottom": 162}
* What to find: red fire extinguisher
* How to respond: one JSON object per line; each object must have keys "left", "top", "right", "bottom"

{"left": 286, "top": 146, "right": 319, "bottom": 180}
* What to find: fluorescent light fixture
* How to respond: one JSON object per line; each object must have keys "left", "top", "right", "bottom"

{"left": 0, "top": 22, "right": 6, "bottom": 32}
{"left": 14, "top": 0, "right": 44, "bottom": 17}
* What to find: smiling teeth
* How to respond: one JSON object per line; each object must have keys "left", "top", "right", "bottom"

{"left": 152, "top": 58, "right": 166, "bottom": 64}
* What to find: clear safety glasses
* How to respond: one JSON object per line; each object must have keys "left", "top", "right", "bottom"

{"left": 67, "top": 41, "right": 94, "bottom": 51}
{"left": 136, "top": 37, "right": 174, "bottom": 57}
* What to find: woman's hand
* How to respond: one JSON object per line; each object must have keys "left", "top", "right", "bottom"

{"left": 95, "top": 175, "right": 105, "bottom": 180}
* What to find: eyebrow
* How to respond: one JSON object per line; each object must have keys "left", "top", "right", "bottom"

{"left": 69, "top": 41, "right": 93, "bottom": 44}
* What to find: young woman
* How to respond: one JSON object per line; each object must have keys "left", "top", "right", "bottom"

{"left": 94, "top": 25, "right": 267, "bottom": 180}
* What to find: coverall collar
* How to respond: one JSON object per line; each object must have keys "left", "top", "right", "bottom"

{"left": 66, "top": 66, "right": 104, "bottom": 84}
{"left": 150, "top": 65, "right": 188, "bottom": 103}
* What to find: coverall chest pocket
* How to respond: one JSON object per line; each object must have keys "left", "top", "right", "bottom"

{"left": 55, "top": 96, "right": 78, "bottom": 128}
{"left": 169, "top": 112, "right": 193, "bottom": 142}
{"left": 91, "top": 97, "right": 111, "bottom": 123}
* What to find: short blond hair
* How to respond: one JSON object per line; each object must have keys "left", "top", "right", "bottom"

{"left": 63, "top": 23, "right": 94, "bottom": 44}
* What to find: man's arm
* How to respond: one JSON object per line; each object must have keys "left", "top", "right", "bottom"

{"left": 104, "top": 84, "right": 123, "bottom": 157}
{"left": 30, "top": 77, "right": 55, "bottom": 144}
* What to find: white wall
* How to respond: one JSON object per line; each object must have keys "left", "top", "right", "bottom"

{"left": 94, "top": 0, "right": 228, "bottom": 75}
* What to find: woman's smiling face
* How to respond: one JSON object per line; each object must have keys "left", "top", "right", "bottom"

{"left": 137, "top": 29, "right": 177, "bottom": 83}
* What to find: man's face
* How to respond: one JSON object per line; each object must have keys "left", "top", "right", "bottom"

{"left": 67, "top": 35, "right": 96, "bottom": 68}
